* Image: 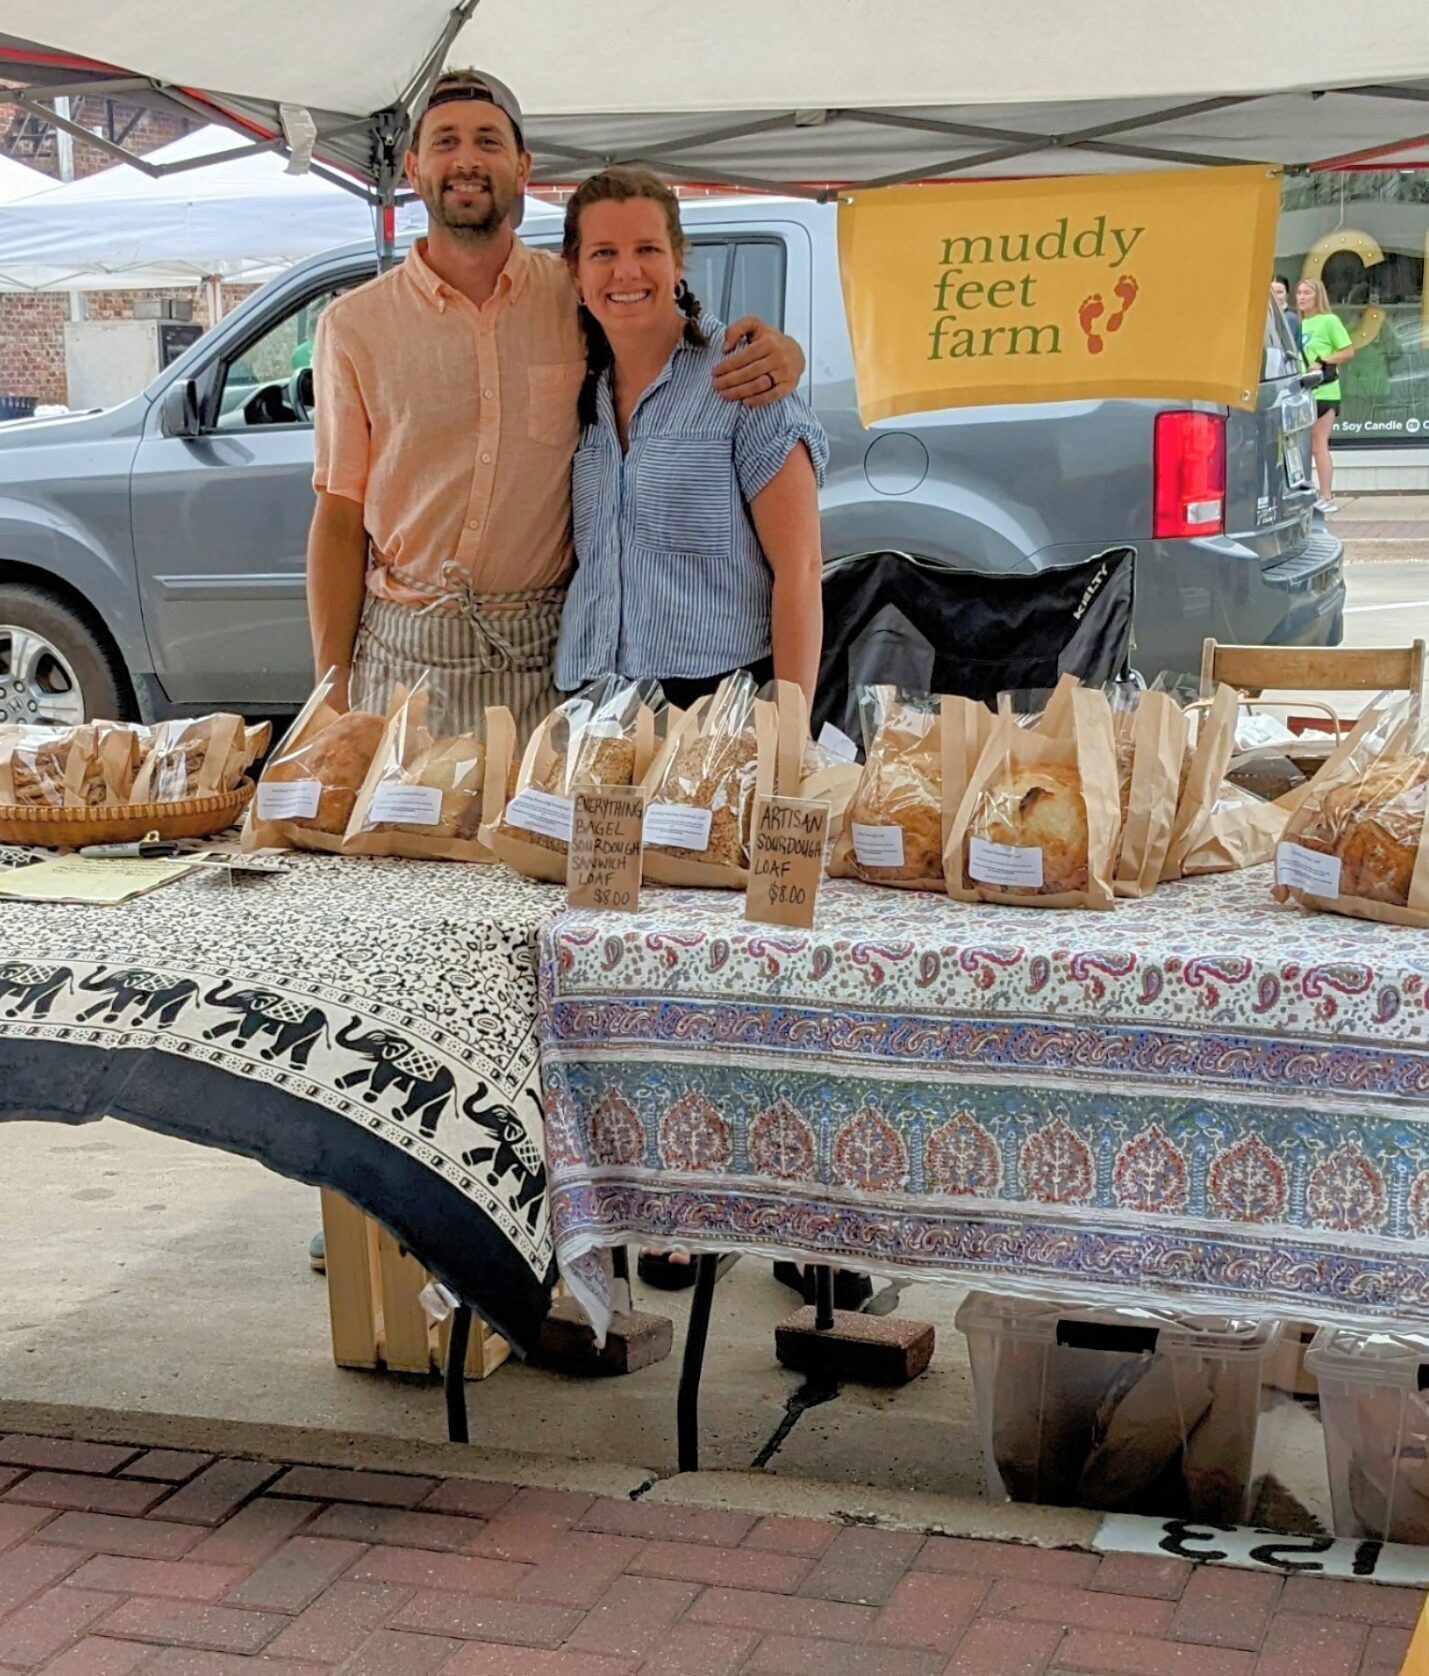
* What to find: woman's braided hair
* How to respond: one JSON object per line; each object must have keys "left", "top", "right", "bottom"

{"left": 562, "top": 167, "right": 709, "bottom": 427}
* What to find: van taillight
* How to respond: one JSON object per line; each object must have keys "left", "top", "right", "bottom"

{"left": 1153, "top": 412, "right": 1226, "bottom": 540}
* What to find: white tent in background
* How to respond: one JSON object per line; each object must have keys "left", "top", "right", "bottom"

{"left": 0, "top": 125, "right": 422, "bottom": 293}
{"left": 1, "top": 0, "right": 1429, "bottom": 201}
{"left": 0, "top": 152, "right": 52, "bottom": 203}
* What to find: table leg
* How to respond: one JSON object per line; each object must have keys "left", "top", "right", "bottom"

{"left": 677, "top": 1253, "right": 720, "bottom": 1473}
{"left": 813, "top": 1264, "right": 835, "bottom": 1331}
{"left": 445, "top": 1306, "right": 472, "bottom": 1444}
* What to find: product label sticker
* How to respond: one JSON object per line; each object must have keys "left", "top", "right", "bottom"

{"left": 1276, "top": 841, "right": 1343, "bottom": 899}
{"left": 816, "top": 721, "right": 859, "bottom": 764}
{"left": 745, "top": 796, "right": 828, "bottom": 929}
{"left": 968, "top": 835, "right": 1045, "bottom": 888}
{"left": 505, "top": 787, "right": 575, "bottom": 843}
{"left": 368, "top": 783, "right": 443, "bottom": 827}
{"left": 645, "top": 802, "right": 714, "bottom": 851}
{"left": 256, "top": 780, "right": 321, "bottom": 821}
{"left": 568, "top": 786, "right": 645, "bottom": 912}
{"left": 852, "top": 822, "right": 906, "bottom": 869}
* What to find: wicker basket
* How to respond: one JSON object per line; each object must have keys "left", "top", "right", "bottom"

{"left": 0, "top": 780, "right": 254, "bottom": 847}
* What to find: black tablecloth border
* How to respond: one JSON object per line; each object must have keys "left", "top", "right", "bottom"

{"left": 0, "top": 1039, "right": 554, "bottom": 1355}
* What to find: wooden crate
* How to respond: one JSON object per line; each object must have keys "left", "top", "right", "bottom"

{"left": 319, "top": 1188, "right": 510, "bottom": 1380}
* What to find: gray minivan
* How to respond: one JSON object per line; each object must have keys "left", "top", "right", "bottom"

{"left": 0, "top": 197, "right": 1342, "bottom": 725}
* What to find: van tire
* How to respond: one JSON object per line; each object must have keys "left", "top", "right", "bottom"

{"left": 0, "top": 583, "right": 130, "bottom": 724}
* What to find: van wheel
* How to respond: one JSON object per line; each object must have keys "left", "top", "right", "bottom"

{"left": 0, "top": 584, "right": 129, "bottom": 725}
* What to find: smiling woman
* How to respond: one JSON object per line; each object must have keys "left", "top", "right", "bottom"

{"left": 554, "top": 167, "right": 828, "bottom": 710}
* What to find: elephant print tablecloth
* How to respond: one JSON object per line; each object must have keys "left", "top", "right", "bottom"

{"left": 540, "top": 869, "right": 1429, "bottom": 1340}
{"left": 0, "top": 849, "right": 562, "bottom": 1350}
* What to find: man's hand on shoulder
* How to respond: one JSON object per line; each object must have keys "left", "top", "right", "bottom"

{"left": 714, "top": 317, "right": 806, "bottom": 408}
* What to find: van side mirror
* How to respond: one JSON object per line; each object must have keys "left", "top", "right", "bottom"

{"left": 161, "top": 378, "right": 200, "bottom": 438}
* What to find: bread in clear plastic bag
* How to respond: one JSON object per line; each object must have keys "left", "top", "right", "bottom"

{"left": 498, "top": 676, "right": 658, "bottom": 857}
{"left": 847, "top": 688, "right": 943, "bottom": 883}
{"left": 948, "top": 677, "right": 1120, "bottom": 909}
{"left": 131, "top": 713, "right": 248, "bottom": 803}
{"left": 243, "top": 671, "right": 386, "bottom": 850}
{"left": 646, "top": 672, "right": 760, "bottom": 870}
{"left": 0, "top": 725, "right": 90, "bottom": 807}
{"left": 1275, "top": 699, "right": 1429, "bottom": 918}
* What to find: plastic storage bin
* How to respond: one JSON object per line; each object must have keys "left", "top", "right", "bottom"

{"left": 955, "top": 1292, "right": 1282, "bottom": 1521}
{"left": 1305, "top": 1328, "right": 1429, "bottom": 1544}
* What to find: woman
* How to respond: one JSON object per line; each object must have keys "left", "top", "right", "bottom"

{"left": 554, "top": 167, "right": 827, "bottom": 709}
{"left": 556, "top": 170, "right": 853, "bottom": 1301}
{"left": 1296, "top": 278, "right": 1354, "bottom": 514}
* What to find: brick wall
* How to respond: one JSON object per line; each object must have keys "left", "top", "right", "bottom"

{"left": 0, "top": 92, "right": 204, "bottom": 402}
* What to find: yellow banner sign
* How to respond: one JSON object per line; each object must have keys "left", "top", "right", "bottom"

{"left": 837, "top": 165, "right": 1281, "bottom": 425}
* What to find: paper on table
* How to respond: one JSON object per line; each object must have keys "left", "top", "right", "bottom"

{"left": 0, "top": 854, "right": 202, "bottom": 905}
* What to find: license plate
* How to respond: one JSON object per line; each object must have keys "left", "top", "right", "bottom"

{"left": 1284, "top": 433, "right": 1311, "bottom": 490}
{"left": 1281, "top": 392, "right": 1315, "bottom": 434}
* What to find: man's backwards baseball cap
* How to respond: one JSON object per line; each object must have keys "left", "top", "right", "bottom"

{"left": 419, "top": 71, "right": 525, "bottom": 149}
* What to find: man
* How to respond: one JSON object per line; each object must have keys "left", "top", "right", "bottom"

{"left": 304, "top": 68, "right": 804, "bottom": 1273}
{"left": 308, "top": 68, "right": 806, "bottom": 739}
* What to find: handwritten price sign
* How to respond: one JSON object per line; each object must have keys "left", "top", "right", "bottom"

{"left": 744, "top": 795, "right": 828, "bottom": 929}
{"left": 567, "top": 786, "right": 645, "bottom": 913}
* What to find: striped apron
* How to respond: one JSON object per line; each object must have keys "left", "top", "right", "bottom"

{"left": 350, "top": 570, "right": 565, "bottom": 744}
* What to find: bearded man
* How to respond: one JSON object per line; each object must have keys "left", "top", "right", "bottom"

{"left": 308, "top": 69, "right": 805, "bottom": 738}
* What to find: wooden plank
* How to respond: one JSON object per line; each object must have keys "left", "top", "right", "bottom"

{"left": 320, "top": 1189, "right": 379, "bottom": 1370}
{"left": 1205, "top": 641, "right": 1426, "bottom": 696}
{"left": 374, "top": 1226, "right": 434, "bottom": 1374}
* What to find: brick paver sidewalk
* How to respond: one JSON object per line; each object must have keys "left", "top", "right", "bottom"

{"left": 0, "top": 1434, "right": 1418, "bottom": 1674}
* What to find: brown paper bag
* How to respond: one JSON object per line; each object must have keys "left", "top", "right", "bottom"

{"left": 1272, "top": 699, "right": 1429, "bottom": 925}
{"left": 0, "top": 724, "right": 98, "bottom": 808}
{"left": 485, "top": 677, "right": 661, "bottom": 884}
{"left": 1180, "top": 784, "right": 1288, "bottom": 875}
{"left": 946, "top": 683, "right": 1120, "bottom": 910}
{"left": 132, "top": 713, "right": 248, "bottom": 803}
{"left": 1160, "top": 684, "right": 1239, "bottom": 881}
{"left": 1110, "top": 688, "right": 1190, "bottom": 897}
{"left": 344, "top": 683, "right": 513, "bottom": 863}
{"left": 642, "top": 673, "right": 801, "bottom": 889}
{"left": 829, "top": 689, "right": 992, "bottom": 888}
{"left": 242, "top": 670, "right": 386, "bottom": 853}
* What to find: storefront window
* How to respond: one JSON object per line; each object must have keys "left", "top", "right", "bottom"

{"left": 1278, "top": 171, "right": 1429, "bottom": 444}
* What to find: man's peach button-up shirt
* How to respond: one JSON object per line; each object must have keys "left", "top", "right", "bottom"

{"left": 312, "top": 238, "right": 586, "bottom": 605}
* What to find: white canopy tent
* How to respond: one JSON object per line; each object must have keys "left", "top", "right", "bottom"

{"left": 0, "top": 1, "right": 1428, "bottom": 210}
{"left": 0, "top": 125, "right": 422, "bottom": 293}
{"left": 0, "top": 152, "right": 52, "bottom": 204}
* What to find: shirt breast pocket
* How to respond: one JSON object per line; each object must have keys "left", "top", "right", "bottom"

{"left": 633, "top": 438, "right": 735, "bottom": 556}
{"left": 528, "top": 361, "right": 585, "bottom": 450}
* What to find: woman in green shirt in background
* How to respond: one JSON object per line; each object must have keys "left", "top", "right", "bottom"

{"left": 1296, "top": 277, "right": 1355, "bottom": 514}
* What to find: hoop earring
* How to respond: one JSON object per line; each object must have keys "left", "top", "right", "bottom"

{"left": 674, "top": 279, "right": 689, "bottom": 304}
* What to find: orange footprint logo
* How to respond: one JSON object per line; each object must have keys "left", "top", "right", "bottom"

{"left": 1107, "top": 274, "right": 1139, "bottom": 333}
{"left": 1079, "top": 276, "right": 1139, "bottom": 353}
{"left": 1079, "top": 295, "right": 1106, "bottom": 354}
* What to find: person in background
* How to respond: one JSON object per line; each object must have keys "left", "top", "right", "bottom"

{"left": 1271, "top": 274, "right": 1299, "bottom": 345}
{"left": 554, "top": 166, "right": 826, "bottom": 709}
{"left": 1296, "top": 277, "right": 1354, "bottom": 514}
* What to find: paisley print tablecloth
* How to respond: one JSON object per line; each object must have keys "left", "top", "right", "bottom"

{"left": 0, "top": 850, "right": 562, "bottom": 1351}
{"left": 540, "top": 868, "right": 1429, "bottom": 1339}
